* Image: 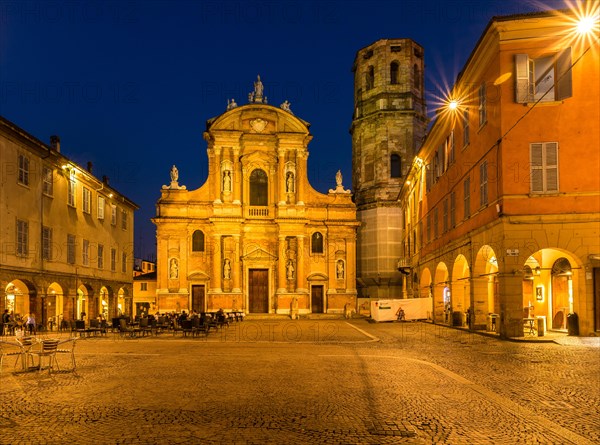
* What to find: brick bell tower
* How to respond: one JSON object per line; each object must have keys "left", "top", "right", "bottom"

{"left": 350, "top": 39, "right": 427, "bottom": 299}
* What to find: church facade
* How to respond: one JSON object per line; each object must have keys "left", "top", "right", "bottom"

{"left": 153, "top": 78, "right": 359, "bottom": 315}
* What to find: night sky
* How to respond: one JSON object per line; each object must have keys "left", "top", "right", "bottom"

{"left": 0, "top": 0, "right": 565, "bottom": 259}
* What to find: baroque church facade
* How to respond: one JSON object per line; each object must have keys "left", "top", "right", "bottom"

{"left": 153, "top": 78, "right": 359, "bottom": 315}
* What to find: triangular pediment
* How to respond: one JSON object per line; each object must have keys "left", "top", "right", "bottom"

{"left": 242, "top": 247, "right": 278, "bottom": 261}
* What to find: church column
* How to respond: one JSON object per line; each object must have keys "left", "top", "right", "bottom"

{"left": 296, "top": 150, "right": 306, "bottom": 205}
{"left": 211, "top": 234, "right": 222, "bottom": 293}
{"left": 296, "top": 235, "right": 307, "bottom": 293}
{"left": 346, "top": 233, "right": 357, "bottom": 293}
{"left": 232, "top": 234, "right": 241, "bottom": 293}
{"left": 213, "top": 147, "right": 222, "bottom": 204}
{"left": 277, "top": 236, "right": 287, "bottom": 292}
{"left": 277, "top": 149, "right": 286, "bottom": 205}
{"left": 233, "top": 147, "right": 241, "bottom": 205}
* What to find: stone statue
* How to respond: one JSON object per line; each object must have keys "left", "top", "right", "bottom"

{"left": 170, "top": 165, "right": 179, "bottom": 182}
{"left": 254, "top": 75, "right": 264, "bottom": 97}
{"left": 223, "top": 258, "right": 231, "bottom": 280}
{"left": 227, "top": 98, "right": 238, "bottom": 110}
{"left": 280, "top": 100, "right": 293, "bottom": 114}
{"left": 169, "top": 258, "right": 178, "bottom": 279}
{"left": 336, "top": 169, "right": 343, "bottom": 187}
{"left": 286, "top": 260, "right": 295, "bottom": 280}
{"left": 286, "top": 172, "right": 294, "bottom": 193}
{"left": 336, "top": 260, "right": 345, "bottom": 279}
{"left": 223, "top": 170, "right": 232, "bottom": 192}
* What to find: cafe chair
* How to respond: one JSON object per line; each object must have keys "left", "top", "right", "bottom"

{"left": 29, "top": 339, "right": 60, "bottom": 373}
{"left": 56, "top": 337, "right": 78, "bottom": 371}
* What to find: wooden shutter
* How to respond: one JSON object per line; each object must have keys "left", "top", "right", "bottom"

{"left": 556, "top": 47, "right": 572, "bottom": 101}
{"left": 515, "top": 54, "right": 531, "bottom": 103}
{"left": 530, "top": 143, "right": 544, "bottom": 192}
{"left": 545, "top": 142, "right": 559, "bottom": 192}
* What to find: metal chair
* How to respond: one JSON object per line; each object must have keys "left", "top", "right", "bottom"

{"left": 29, "top": 339, "right": 60, "bottom": 373}
{"left": 56, "top": 337, "right": 77, "bottom": 371}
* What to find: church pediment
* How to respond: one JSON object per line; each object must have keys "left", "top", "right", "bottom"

{"left": 242, "top": 247, "right": 277, "bottom": 261}
{"left": 187, "top": 271, "right": 211, "bottom": 280}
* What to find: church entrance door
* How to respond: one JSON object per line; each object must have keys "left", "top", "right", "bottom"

{"left": 191, "top": 285, "right": 205, "bottom": 313}
{"left": 249, "top": 269, "right": 269, "bottom": 313}
{"left": 311, "top": 285, "right": 324, "bottom": 313}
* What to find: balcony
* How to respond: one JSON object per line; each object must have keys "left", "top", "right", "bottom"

{"left": 246, "top": 206, "right": 270, "bottom": 218}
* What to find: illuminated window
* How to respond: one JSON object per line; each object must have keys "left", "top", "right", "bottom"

{"left": 16, "top": 219, "right": 28, "bottom": 256}
{"left": 249, "top": 169, "right": 268, "bottom": 206}
{"left": 42, "top": 166, "right": 53, "bottom": 196}
{"left": 18, "top": 154, "right": 29, "bottom": 186}
{"left": 97, "top": 196, "right": 105, "bottom": 220}
{"left": 67, "top": 171, "right": 76, "bottom": 207}
{"left": 111, "top": 204, "right": 117, "bottom": 225}
{"left": 530, "top": 142, "right": 559, "bottom": 193}
{"left": 311, "top": 232, "right": 324, "bottom": 254}
{"left": 515, "top": 49, "right": 572, "bottom": 103}
{"left": 83, "top": 187, "right": 91, "bottom": 214}
{"left": 192, "top": 230, "right": 205, "bottom": 252}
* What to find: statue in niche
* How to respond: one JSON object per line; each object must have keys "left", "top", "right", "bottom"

{"left": 169, "top": 258, "right": 179, "bottom": 279}
{"left": 286, "top": 260, "right": 295, "bottom": 280}
{"left": 223, "top": 170, "right": 232, "bottom": 192}
{"left": 223, "top": 258, "right": 231, "bottom": 280}
{"left": 286, "top": 171, "right": 294, "bottom": 193}
{"left": 336, "top": 260, "right": 345, "bottom": 279}
{"left": 170, "top": 165, "right": 179, "bottom": 182}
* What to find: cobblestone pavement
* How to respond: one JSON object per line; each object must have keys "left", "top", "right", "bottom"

{"left": 0, "top": 320, "right": 598, "bottom": 444}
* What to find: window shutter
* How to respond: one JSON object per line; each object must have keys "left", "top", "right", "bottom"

{"left": 545, "top": 142, "right": 559, "bottom": 191}
{"left": 556, "top": 47, "right": 572, "bottom": 101}
{"left": 530, "top": 143, "right": 544, "bottom": 192}
{"left": 515, "top": 54, "right": 531, "bottom": 103}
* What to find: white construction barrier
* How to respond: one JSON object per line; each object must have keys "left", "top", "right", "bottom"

{"left": 370, "top": 298, "right": 432, "bottom": 322}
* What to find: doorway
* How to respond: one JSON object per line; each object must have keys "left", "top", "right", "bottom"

{"left": 191, "top": 285, "right": 206, "bottom": 313}
{"left": 311, "top": 285, "right": 324, "bottom": 313}
{"left": 249, "top": 269, "right": 269, "bottom": 313}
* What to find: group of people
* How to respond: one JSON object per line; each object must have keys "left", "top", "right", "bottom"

{"left": 1, "top": 309, "right": 37, "bottom": 335}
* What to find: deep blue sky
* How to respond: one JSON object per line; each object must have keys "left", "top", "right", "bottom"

{"left": 0, "top": 0, "right": 564, "bottom": 260}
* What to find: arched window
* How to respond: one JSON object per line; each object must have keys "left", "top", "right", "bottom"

{"left": 390, "top": 154, "right": 401, "bottom": 178}
{"left": 413, "top": 64, "right": 420, "bottom": 90}
{"left": 390, "top": 62, "right": 399, "bottom": 85}
{"left": 366, "top": 66, "right": 374, "bottom": 90}
{"left": 192, "top": 230, "right": 205, "bottom": 252}
{"left": 250, "top": 169, "right": 268, "bottom": 206}
{"left": 311, "top": 232, "right": 324, "bottom": 254}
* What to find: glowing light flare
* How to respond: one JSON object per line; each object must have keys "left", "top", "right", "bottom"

{"left": 577, "top": 15, "right": 597, "bottom": 34}
{"left": 551, "top": 0, "right": 600, "bottom": 47}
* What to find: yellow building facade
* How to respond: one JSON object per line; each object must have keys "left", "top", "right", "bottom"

{"left": 0, "top": 116, "right": 138, "bottom": 327}
{"left": 154, "top": 81, "right": 359, "bottom": 315}
{"left": 398, "top": 10, "right": 600, "bottom": 337}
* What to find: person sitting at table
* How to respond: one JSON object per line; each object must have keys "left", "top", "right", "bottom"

{"left": 178, "top": 310, "right": 188, "bottom": 324}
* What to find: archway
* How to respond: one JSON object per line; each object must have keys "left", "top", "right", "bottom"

{"left": 473, "top": 245, "right": 498, "bottom": 329}
{"left": 433, "top": 262, "right": 449, "bottom": 323}
{"left": 551, "top": 257, "right": 573, "bottom": 330}
{"left": 5, "top": 279, "right": 35, "bottom": 318}
{"left": 45, "top": 282, "right": 64, "bottom": 331}
{"left": 419, "top": 268, "right": 433, "bottom": 319}
{"left": 77, "top": 284, "right": 91, "bottom": 321}
{"left": 452, "top": 254, "right": 471, "bottom": 326}
{"left": 99, "top": 286, "right": 110, "bottom": 320}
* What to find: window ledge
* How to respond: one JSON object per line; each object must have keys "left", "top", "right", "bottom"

{"left": 524, "top": 100, "right": 564, "bottom": 108}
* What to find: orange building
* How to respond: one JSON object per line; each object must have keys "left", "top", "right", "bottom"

{"left": 399, "top": 9, "right": 600, "bottom": 337}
